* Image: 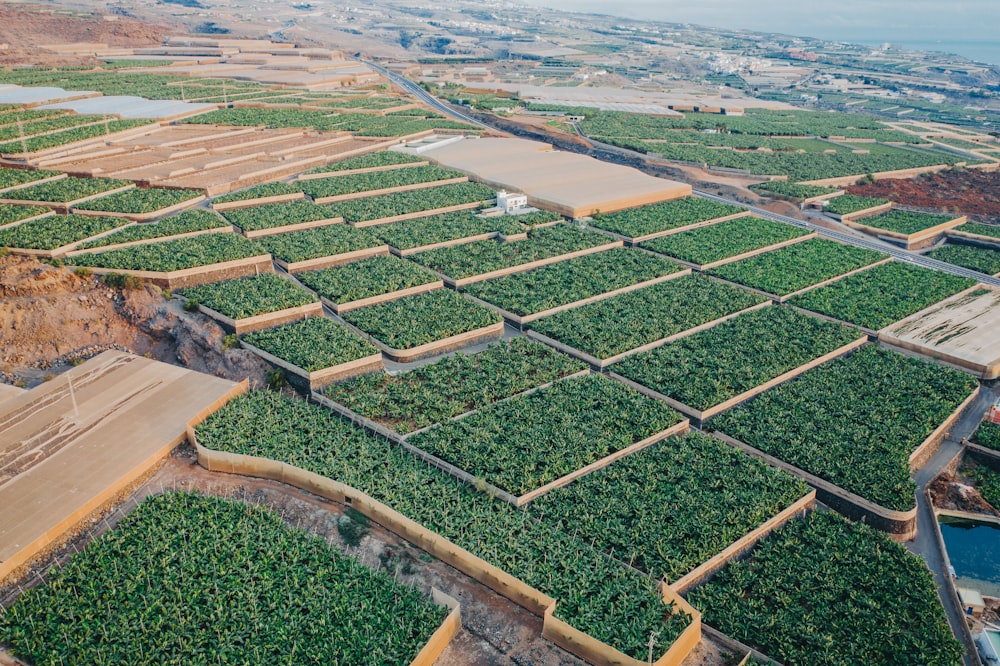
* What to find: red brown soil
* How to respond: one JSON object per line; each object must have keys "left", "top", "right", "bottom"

{"left": 929, "top": 470, "right": 999, "bottom": 516}
{"left": 846, "top": 168, "right": 1000, "bottom": 222}
{"left": 0, "top": 254, "right": 269, "bottom": 388}
{"left": 0, "top": 5, "right": 173, "bottom": 67}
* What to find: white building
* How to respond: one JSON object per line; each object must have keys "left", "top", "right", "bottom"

{"left": 496, "top": 190, "right": 528, "bottom": 213}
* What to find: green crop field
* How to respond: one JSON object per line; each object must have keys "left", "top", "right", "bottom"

{"left": 852, "top": 209, "right": 956, "bottom": 235}
{"left": 823, "top": 194, "right": 890, "bottom": 216}
{"left": 687, "top": 511, "right": 962, "bottom": 666}
{"left": 180, "top": 273, "right": 317, "bottom": 320}
{"left": 242, "top": 317, "right": 379, "bottom": 372}
{"left": 0, "top": 492, "right": 448, "bottom": 665}
{"left": 73, "top": 188, "right": 203, "bottom": 214}
{"left": 328, "top": 182, "right": 496, "bottom": 224}
{"left": 256, "top": 224, "right": 383, "bottom": 264}
{"left": 212, "top": 182, "right": 302, "bottom": 204}
{"left": 464, "top": 248, "right": 684, "bottom": 316}
{"left": 587, "top": 198, "right": 744, "bottom": 239}
{"left": 641, "top": 216, "right": 811, "bottom": 266}
{"left": 0, "top": 167, "right": 62, "bottom": 191}
{"left": 306, "top": 151, "right": 425, "bottom": 174}
{"left": 369, "top": 210, "right": 526, "bottom": 251}
{"left": 0, "top": 204, "right": 49, "bottom": 226}
{"left": 297, "top": 255, "right": 439, "bottom": 305}
{"left": 927, "top": 243, "right": 1000, "bottom": 275}
{"left": 5, "top": 177, "right": 130, "bottom": 204}
{"left": 707, "top": 238, "right": 887, "bottom": 296}
{"left": 325, "top": 337, "right": 585, "bottom": 433}
{"left": 750, "top": 181, "right": 839, "bottom": 200}
{"left": 222, "top": 200, "right": 339, "bottom": 233}
{"left": 709, "top": 345, "right": 978, "bottom": 511}
{"left": 69, "top": 234, "right": 266, "bottom": 272}
{"left": 77, "top": 210, "right": 230, "bottom": 249}
{"left": 528, "top": 275, "right": 766, "bottom": 359}
{"left": 954, "top": 222, "right": 1000, "bottom": 239}
{"left": 974, "top": 421, "right": 1000, "bottom": 451}
{"left": 407, "top": 373, "right": 683, "bottom": 496}
{"left": 613, "top": 306, "right": 861, "bottom": 411}
{"left": 789, "top": 261, "right": 976, "bottom": 330}
{"left": 0, "top": 213, "right": 130, "bottom": 250}
{"left": 300, "top": 165, "right": 465, "bottom": 199}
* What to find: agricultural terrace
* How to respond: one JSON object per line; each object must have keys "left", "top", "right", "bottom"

{"left": 612, "top": 306, "right": 862, "bottom": 412}
{"left": 641, "top": 216, "right": 811, "bottom": 267}
{"left": 0, "top": 493, "right": 448, "bottom": 665}
{"left": 195, "top": 390, "right": 693, "bottom": 661}
{"left": 709, "top": 345, "right": 979, "bottom": 511}
{"left": 749, "top": 181, "right": 839, "bottom": 200}
{"left": 0, "top": 204, "right": 49, "bottom": 226}
{"left": 3, "top": 177, "right": 130, "bottom": 205}
{"left": 789, "top": 261, "right": 977, "bottom": 330}
{"left": 341, "top": 289, "right": 501, "bottom": 351}
{"left": 221, "top": 200, "right": 339, "bottom": 234}
{"left": 369, "top": 210, "right": 534, "bottom": 252}
{"left": 529, "top": 432, "right": 808, "bottom": 582}
{"left": 587, "top": 197, "right": 745, "bottom": 240}
{"left": 296, "top": 255, "right": 440, "bottom": 305}
{"left": 578, "top": 108, "right": 966, "bottom": 181}
{"left": 464, "top": 248, "right": 685, "bottom": 317}
{"left": 528, "top": 275, "right": 766, "bottom": 361}
{"left": 306, "top": 150, "right": 425, "bottom": 174}
{"left": 212, "top": 182, "right": 303, "bottom": 204}
{"left": 411, "top": 223, "right": 614, "bottom": 280}
{"left": 68, "top": 234, "right": 265, "bottom": 272}
{"left": 0, "top": 67, "right": 267, "bottom": 101}
{"left": 955, "top": 222, "right": 1000, "bottom": 240}
{"left": 328, "top": 182, "right": 496, "bottom": 224}
{"left": 408, "top": 373, "right": 683, "bottom": 496}
{"left": 76, "top": 210, "right": 230, "bottom": 249}
{"left": 257, "top": 224, "right": 383, "bottom": 265}
{"left": 0, "top": 119, "right": 154, "bottom": 154}
{"left": 927, "top": 243, "right": 1000, "bottom": 275}
{"left": 974, "top": 421, "right": 1000, "bottom": 451}
{"left": 324, "top": 337, "right": 585, "bottom": 434}
{"left": 180, "top": 107, "right": 474, "bottom": 136}
{"left": 0, "top": 167, "right": 61, "bottom": 190}
{"left": 241, "top": 317, "right": 379, "bottom": 373}
{"left": 823, "top": 194, "right": 890, "bottom": 216}
{"left": 73, "top": 188, "right": 204, "bottom": 215}
{"left": 299, "top": 165, "right": 466, "bottom": 200}
{"left": 687, "top": 511, "right": 962, "bottom": 666}
{"left": 707, "top": 238, "right": 887, "bottom": 297}
{"left": 850, "top": 209, "right": 958, "bottom": 235}
{"left": 0, "top": 213, "right": 130, "bottom": 251}
{"left": 179, "top": 274, "right": 317, "bottom": 321}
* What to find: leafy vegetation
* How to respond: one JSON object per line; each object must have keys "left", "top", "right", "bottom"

{"left": 6, "top": 177, "right": 130, "bottom": 204}
{"left": 77, "top": 210, "right": 229, "bottom": 249}
{"left": 749, "top": 181, "right": 839, "bottom": 200}
{"left": 823, "top": 194, "right": 890, "bottom": 215}
{"left": 969, "top": 462, "right": 1000, "bottom": 510}
{"left": 709, "top": 345, "right": 978, "bottom": 510}
{"left": 408, "top": 373, "right": 682, "bottom": 495}
{"left": 531, "top": 432, "right": 808, "bottom": 581}
{"left": 222, "top": 200, "right": 339, "bottom": 233}
{"left": 587, "top": 198, "right": 745, "bottom": 239}
{"left": 955, "top": 222, "right": 1000, "bottom": 239}
{"left": 324, "top": 337, "right": 585, "bottom": 433}
{"left": 0, "top": 213, "right": 130, "bottom": 250}
{"left": 179, "top": 273, "right": 317, "bottom": 320}
{"left": 0, "top": 492, "right": 448, "bottom": 665}
{"left": 927, "top": 243, "right": 1000, "bottom": 275}
{"left": 641, "top": 216, "right": 811, "bottom": 266}
{"left": 369, "top": 210, "right": 526, "bottom": 251}
{"left": 195, "top": 391, "right": 692, "bottom": 660}
{"left": 707, "top": 238, "right": 887, "bottom": 296}
{"left": 0, "top": 204, "right": 49, "bottom": 226}
{"left": 789, "top": 261, "right": 976, "bottom": 330}
{"left": 529, "top": 275, "right": 766, "bottom": 359}
{"left": 256, "top": 224, "right": 383, "bottom": 264}
{"left": 300, "top": 165, "right": 465, "bottom": 199}
{"left": 974, "top": 421, "right": 1000, "bottom": 451}
{"left": 0, "top": 167, "right": 62, "bottom": 191}
{"left": 73, "top": 187, "right": 203, "bottom": 214}
{"left": 613, "top": 306, "right": 861, "bottom": 411}
{"left": 297, "top": 255, "right": 440, "bottom": 305}
{"left": 69, "top": 234, "right": 265, "bottom": 272}
{"left": 328, "top": 182, "right": 495, "bottom": 224}
{"left": 212, "top": 182, "right": 302, "bottom": 204}
{"left": 242, "top": 317, "right": 379, "bottom": 372}
{"left": 687, "top": 511, "right": 963, "bottom": 666}
{"left": 342, "top": 289, "right": 501, "bottom": 350}
{"left": 411, "top": 224, "right": 613, "bottom": 279}
{"left": 852, "top": 209, "right": 956, "bottom": 235}
{"left": 464, "top": 248, "right": 684, "bottom": 316}
{"left": 0, "top": 119, "right": 154, "bottom": 153}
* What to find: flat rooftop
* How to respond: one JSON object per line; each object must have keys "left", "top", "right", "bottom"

{"left": 0, "top": 351, "right": 243, "bottom": 581}
{"left": 416, "top": 137, "right": 691, "bottom": 218}
{"left": 880, "top": 286, "right": 1000, "bottom": 380}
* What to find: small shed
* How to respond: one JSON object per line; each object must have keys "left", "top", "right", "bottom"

{"left": 959, "top": 587, "right": 987, "bottom": 618}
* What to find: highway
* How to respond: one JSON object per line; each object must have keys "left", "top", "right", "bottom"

{"left": 362, "top": 55, "right": 1000, "bottom": 288}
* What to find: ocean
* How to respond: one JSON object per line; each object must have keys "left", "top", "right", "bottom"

{"left": 851, "top": 40, "right": 1000, "bottom": 68}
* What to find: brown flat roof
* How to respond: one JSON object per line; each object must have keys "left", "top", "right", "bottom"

{"left": 419, "top": 137, "right": 691, "bottom": 218}
{"left": 0, "top": 352, "right": 243, "bottom": 581}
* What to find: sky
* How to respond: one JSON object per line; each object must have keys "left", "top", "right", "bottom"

{"left": 519, "top": 0, "right": 1000, "bottom": 46}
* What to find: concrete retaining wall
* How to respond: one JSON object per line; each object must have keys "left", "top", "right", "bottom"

{"left": 66, "top": 254, "right": 275, "bottom": 290}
